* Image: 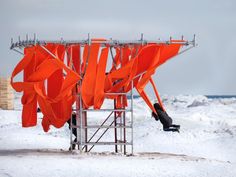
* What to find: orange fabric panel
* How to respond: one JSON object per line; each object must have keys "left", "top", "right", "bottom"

{"left": 69, "top": 45, "right": 81, "bottom": 74}
{"left": 105, "top": 58, "right": 135, "bottom": 93}
{"left": 47, "top": 45, "right": 65, "bottom": 123}
{"left": 94, "top": 47, "right": 109, "bottom": 109}
{"left": 111, "top": 47, "right": 120, "bottom": 71}
{"left": 131, "top": 45, "right": 142, "bottom": 58}
{"left": 135, "top": 45, "right": 160, "bottom": 76}
{"left": 121, "top": 46, "right": 130, "bottom": 66}
{"left": 81, "top": 43, "right": 100, "bottom": 108}
{"left": 22, "top": 47, "right": 37, "bottom": 127}
{"left": 105, "top": 45, "right": 159, "bottom": 94}
{"left": 105, "top": 45, "right": 161, "bottom": 112}
{"left": 82, "top": 45, "right": 89, "bottom": 73}
{"left": 158, "top": 43, "right": 182, "bottom": 66}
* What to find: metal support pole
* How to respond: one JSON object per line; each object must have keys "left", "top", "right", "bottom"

{"left": 33, "top": 33, "right": 36, "bottom": 45}
{"left": 75, "top": 86, "right": 79, "bottom": 150}
{"left": 76, "top": 45, "right": 82, "bottom": 151}
{"left": 12, "top": 49, "right": 24, "bottom": 55}
{"left": 193, "top": 34, "right": 196, "bottom": 47}
{"left": 140, "top": 33, "right": 144, "bottom": 45}
{"left": 70, "top": 103, "right": 73, "bottom": 151}
{"left": 114, "top": 100, "right": 118, "bottom": 153}
{"left": 84, "top": 111, "right": 88, "bottom": 152}
{"left": 109, "top": 46, "right": 116, "bottom": 68}
{"left": 79, "top": 82, "right": 83, "bottom": 153}
{"left": 120, "top": 110, "right": 122, "bottom": 153}
{"left": 78, "top": 45, "right": 83, "bottom": 153}
{"left": 40, "top": 45, "right": 57, "bottom": 59}
{"left": 119, "top": 47, "right": 123, "bottom": 153}
{"left": 131, "top": 80, "right": 134, "bottom": 155}
{"left": 123, "top": 95, "right": 126, "bottom": 155}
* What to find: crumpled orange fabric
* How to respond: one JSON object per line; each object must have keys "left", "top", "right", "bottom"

{"left": 11, "top": 39, "right": 184, "bottom": 132}
{"left": 11, "top": 44, "right": 81, "bottom": 132}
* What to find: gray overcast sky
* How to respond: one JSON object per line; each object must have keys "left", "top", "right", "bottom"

{"left": 0, "top": 0, "right": 236, "bottom": 95}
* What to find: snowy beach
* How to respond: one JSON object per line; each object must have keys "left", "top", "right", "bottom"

{"left": 0, "top": 94, "right": 236, "bottom": 177}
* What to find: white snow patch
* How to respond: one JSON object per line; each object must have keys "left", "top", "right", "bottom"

{"left": 0, "top": 94, "right": 236, "bottom": 177}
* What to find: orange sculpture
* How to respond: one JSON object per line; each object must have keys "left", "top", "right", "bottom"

{"left": 11, "top": 38, "right": 192, "bottom": 132}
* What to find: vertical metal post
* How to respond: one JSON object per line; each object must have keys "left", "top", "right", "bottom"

{"left": 76, "top": 86, "right": 80, "bottom": 150}
{"left": 123, "top": 95, "right": 126, "bottom": 155}
{"left": 79, "top": 81, "right": 83, "bottom": 153}
{"left": 67, "top": 46, "right": 75, "bottom": 152}
{"left": 74, "top": 46, "right": 80, "bottom": 152}
{"left": 131, "top": 80, "right": 134, "bottom": 155}
{"left": 26, "top": 34, "right": 28, "bottom": 42}
{"left": 119, "top": 110, "right": 122, "bottom": 152}
{"left": 70, "top": 99, "right": 73, "bottom": 151}
{"left": 84, "top": 111, "right": 88, "bottom": 152}
{"left": 141, "top": 33, "right": 144, "bottom": 45}
{"left": 119, "top": 46, "right": 123, "bottom": 153}
{"left": 78, "top": 45, "right": 83, "bottom": 153}
{"left": 114, "top": 100, "right": 118, "bottom": 153}
{"left": 33, "top": 33, "right": 36, "bottom": 45}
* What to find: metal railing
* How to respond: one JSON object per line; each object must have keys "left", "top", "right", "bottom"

{"left": 10, "top": 33, "right": 196, "bottom": 51}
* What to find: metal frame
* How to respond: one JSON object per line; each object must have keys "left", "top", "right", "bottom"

{"left": 10, "top": 33, "right": 196, "bottom": 50}
{"left": 10, "top": 34, "right": 196, "bottom": 155}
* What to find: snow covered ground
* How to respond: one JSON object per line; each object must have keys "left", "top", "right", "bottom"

{"left": 0, "top": 94, "right": 236, "bottom": 177}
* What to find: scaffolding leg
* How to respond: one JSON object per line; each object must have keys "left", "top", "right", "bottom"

{"left": 70, "top": 110, "right": 73, "bottom": 151}
{"left": 131, "top": 80, "right": 134, "bottom": 155}
{"left": 84, "top": 112, "right": 88, "bottom": 152}
{"left": 123, "top": 106, "right": 126, "bottom": 155}
{"left": 75, "top": 85, "right": 80, "bottom": 151}
{"left": 79, "top": 86, "right": 83, "bottom": 153}
{"left": 114, "top": 100, "right": 118, "bottom": 153}
{"left": 119, "top": 112, "right": 122, "bottom": 153}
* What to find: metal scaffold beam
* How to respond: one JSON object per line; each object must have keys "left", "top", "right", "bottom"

{"left": 10, "top": 34, "right": 196, "bottom": 50}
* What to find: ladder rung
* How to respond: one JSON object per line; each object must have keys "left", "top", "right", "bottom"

{"left": 71, "top": 125, "right": 132, "bottom": 129}
{"left": 72, "top": 142, "right": 132, "bottom": 145}
{"left": 72, "top": 109, "right": 132, "bottom": 112}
